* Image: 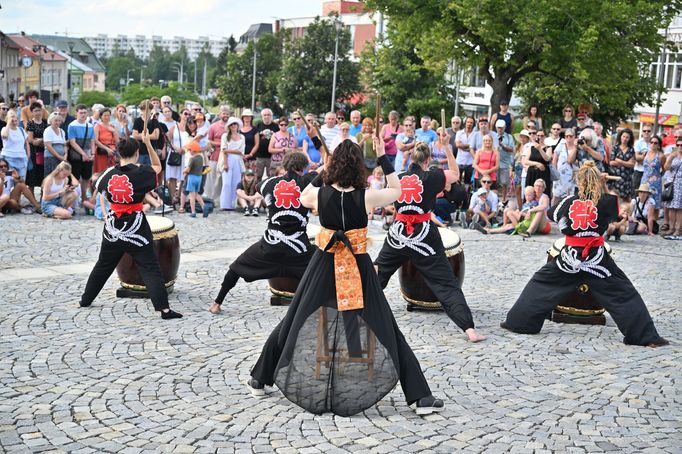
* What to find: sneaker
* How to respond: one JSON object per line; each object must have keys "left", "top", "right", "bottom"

{"left": 189, "top": 213, "right": 197, "bottom": 218}
{"left": 414, "top": 395, "right": 444, "bottom": 415}
{"left": 243, "top": 208, "right": 251, "bottom": 217}
{"left": 21, "top": 206, "right": 33, "bottom": 214}
{"left": 460, "top": 218, "right": 469, "bottom": 229}
{"left": 251, "top": 207, "right": 259, "bottom": 217}
{"left": 470, "top": 214, "right": 480, "bottom": 229}
{"left": 154, "top": 204, "right": 175, "bottom": 214}
{"left": 202, "top": 208, "right": 209, "bottom": 218}
{"left": 247, "top": 378, "right": 266, "bottom": 397}
{"left": 472, "top": 222, "right": 488, "bottom": 235}
{"left": 35, "top": 207, "right": 42, "bottom": 215}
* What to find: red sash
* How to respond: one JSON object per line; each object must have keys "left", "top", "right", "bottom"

{"left": 110, "top": 202, "right": 144, "bottom": 218}
{"left": 565, "top": 235, "right": 605, "bottom": 258}
{"left": 395, "top": 212, "right": 431, "bottom": 235}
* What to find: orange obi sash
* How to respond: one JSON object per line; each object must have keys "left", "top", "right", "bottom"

{"left": 316, "top": 227, "right": 368, "bottom": 312}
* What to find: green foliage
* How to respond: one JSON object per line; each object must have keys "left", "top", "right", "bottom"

{"left": 100, "top": 49, "right": 143, "bottom": 91}
{"left": 120, "top": 83, "right": 200, "bottom": 106}
{"left": 366, "top": 0, "right": 682, "bottom": 124}
{"left": 212, "top": 35, "right": 237, "bottom": 86}
{"left": 278, "top": 16, "right": 360, "bottom": 115}
{"left": 77, "top": 90, "right": 119, "bottom": 107}
{"left": 215, "top": 32, "right": 285, "bottom": 115}
{"left": 360, "top": 28, "right": 450, "bottom": 119}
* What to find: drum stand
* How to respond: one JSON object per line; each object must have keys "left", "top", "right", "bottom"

{"left": 551, "top": 284, "right": 606, "bottom": 326}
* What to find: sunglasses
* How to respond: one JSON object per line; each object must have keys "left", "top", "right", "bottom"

{"left": 481, "top": 181, "right": 492, "bottom": 184}
{"left": 650, "top": 141, "right": 659, "bottom": 145}
{"left": 403, "top": 123, "right": 412, "bottom": 127}
{"left": 642, "top": 130, "right": 651, "bottom": 133}
{"left": 279, "top": 123, "right": 288, "bottom": 127}
{"left": 677, "top": 144, "right": 682, "bottom": 147}
{"left": 337, "top": 117, "right": 344, "bottom": 120}
{"left": 564, "top": 110, "right": 572, "bottom": 113}
{"left": 0, "top": 107, "right": 7, "bottom": 111}
{"left": 551, "top": 127, "right": 560, "bottom": 130}
{"left": 530, "top": 132, "right": 537, "bottom": 135}
{"left": 0, "top": 165, "right": 7, "bottom": 169}
{"left": 293, "top": 117, "right": 301, "bottom": 120}
{"left": 182, "top": 112, "right": 190, "bottom": 116}
{"left": 18, "top": 99, "right": 25, "bottom": 103}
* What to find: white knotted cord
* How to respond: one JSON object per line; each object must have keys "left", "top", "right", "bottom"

{"left": 387, "top": 205, "right": 436, "bottom": 257}
{"left": 103, "top": 211, "right": 149, "bottom": 247}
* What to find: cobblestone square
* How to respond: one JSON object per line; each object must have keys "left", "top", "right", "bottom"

{"left": 1, "top": 212, "right": 680, "bottom": 453}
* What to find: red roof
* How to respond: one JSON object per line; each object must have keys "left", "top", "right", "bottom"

{"left": 7, "top": 35, "right": 67, "bottom": 61}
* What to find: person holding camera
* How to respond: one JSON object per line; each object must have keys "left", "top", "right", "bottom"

{"left": 0, "top": 158, "right": 41, "bottom": 216}
{"left": 40, "top": 161, "right": 78, "bottom": 219}
{"left": 576, "top": 128, "right": 606, "bottom": 172}
{"left": 523, "top": 129, "right": 552, "bottom": 196}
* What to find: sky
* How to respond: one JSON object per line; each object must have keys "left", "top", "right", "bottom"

{"left": 3, "top": 0, "right": 324, "bottom": 40}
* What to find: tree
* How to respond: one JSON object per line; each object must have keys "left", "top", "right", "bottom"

{"left": 360, "top": 26, "right": 450, "bottom": 119}
{"left": 212, "top": 35, "right": 237, "bottom": 86}
{"left": 100, "top": 49, "right": 143, "bottom": 91}
{"left": 215, "top": 32, "right": 285, "bottom": 113}
{"left": 77, "top": 91, "right": 118, "bottom": 107}
{"left": 121, "top": 83, "right": 199, "bottom": 106}
{"left": 278, "top": 16, "right": 360, "bottom": 115}
{"left": 365, "top": 0, "right": 682, "bottom": 122}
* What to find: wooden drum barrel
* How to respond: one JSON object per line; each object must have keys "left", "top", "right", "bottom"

{"left": 399, "top": 228, "right": 465, "bottom": 311}
{"left": 268, "top": 223, "right": 321, "bottom": 306}
{"left": 116, "top": 215, "right": 180, "bottom": 298}
{"left": 548, "top": 237, "right": 611, "bottom": 325}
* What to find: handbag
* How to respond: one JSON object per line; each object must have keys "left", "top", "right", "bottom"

{"left": 167, "top": 128, "right": 182, "bottom": 166}
{"left": 661, "top": 161, "right": 680, "bottom": 202}
{"left": 549, "top": 164, "right": 560, "bottom": 181}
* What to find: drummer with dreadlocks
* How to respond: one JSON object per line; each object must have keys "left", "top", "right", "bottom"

{"left": 502, "top": 161, "right": 669, "bottom": 347}
{"left": 79, "top": 100, "right": 182, "bottom": 320}
{"left": 375, "top": 141, "right": 485, "bottom": 343}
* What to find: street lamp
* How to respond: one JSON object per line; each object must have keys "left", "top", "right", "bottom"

{"left": 330, "top": 18, "right": 344, "bottom": 113}
{"left": 32, "top": 44, "right": 49, "bottom": 97}
{"left": 251, "top": 38, "right": 258, "bottom": 112}
{"left": 67, "top": 41, "right": 75, "bottom": 104}
{"left": 126, "top": 69, "right": 132, "bottom": 86}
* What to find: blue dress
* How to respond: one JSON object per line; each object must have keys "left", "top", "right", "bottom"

{"left": 642, "top": 153, "right": 663, "bottom": 208}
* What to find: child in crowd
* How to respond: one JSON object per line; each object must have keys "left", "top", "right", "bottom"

{"left": 367, "top": 167, "right": 386, "bottom": 221}
{"left": 470, "top": 187, "right": 494, "bottom": 227}
{"left": 83, "top": 173, "right": 100, "bottom": 215}
{"left": 236, "top": 169, "right": 263, "bottom": 216}
{"left": 607, "top": 195, "right": 630, "bottom": 242}
{"left": 183, "top": 141, "right": 208, "bottom": 218}
{"left": 520, "top": 186, "right": 539, "bottom": 214}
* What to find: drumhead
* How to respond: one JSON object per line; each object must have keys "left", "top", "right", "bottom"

{"left": 549, "top": 237, "right": 612, "bottom": 257}
{"left": 438, "top": 227, "right": 461, "bottom": 249}
{"left": 307, "top": 223, "right": 321, "bottom": 241}
{"left": 147, "top": 215, "right": 175, "bottom": 234}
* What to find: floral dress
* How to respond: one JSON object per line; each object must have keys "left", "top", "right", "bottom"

{"left": 642, "top": 153, "right": 663, "bottom": 208}
{"left": 553, "top": 142, "right": 575, "bottom": 198}
{"left": 607, "top": 146, "right": 634, "bottom": 198}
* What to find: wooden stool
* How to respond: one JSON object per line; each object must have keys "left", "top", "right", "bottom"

{"left": 314, "top": 308, "right": 376, "bottom": 381}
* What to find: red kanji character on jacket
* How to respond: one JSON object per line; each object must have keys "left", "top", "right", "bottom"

{"left": 273, "top": 180, "right": 301, "bottom": 209}
{"left": 398, "top": 174, "right": 424, "bottom": 204}
{"left": 107, "top": 174, "right": 135, "bottom": 203}
{"left": 568, "top": 200, "right": 598, "bottom": 230}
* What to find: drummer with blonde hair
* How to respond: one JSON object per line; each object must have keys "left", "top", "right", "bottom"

{"left": 375, "top": 141, "right": 485, "bottom": 342}
{"left": 502, "top": 162, "right": 668, "bottom": 347}
{"left": 79, "top": 101, "right": 183, "bottom": 320}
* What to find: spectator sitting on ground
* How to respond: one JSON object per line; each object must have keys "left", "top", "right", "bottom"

{"left": 82, "top": 173, "right": 99, "bottom": 215}
{"left": 606, "top": 194, "right": 630, "bottom": 242}
{"left": 40, "top": 161, "right": 78, "bottom": 219}
{"left": 627, "top": 183, "right": 658, "bottom": 235}
{"left": 0, "top": 159, "right": 41, "bottom": 216}
{"left": 477, "top": 186, "right": 538, "bottom": 235}
{"left": 519, "top": 179, "right": 552, "bottom": 238}
{"left": 468, "top": 187, "right": 494, "bottom": 228}
{"left": 463, "top": 177, "right": 498, "bottom": 228}
{"left": 236, "top": 169, "right": 263, "bottom": 216}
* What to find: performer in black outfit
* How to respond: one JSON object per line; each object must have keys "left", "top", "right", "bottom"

{"left": 375, "top": 142, "right": 485, "bottom": 342}
{"left": 209, "top": 151, "right": 318, "bottom": 314}
{"left": 80, "top": 103, "right": 182, "bottom": 320}
{"left": 502, "top": 162, "right": 669, "bottom": 347}
{"left": 249, "top": 138, "right": 444, "bottom": 416}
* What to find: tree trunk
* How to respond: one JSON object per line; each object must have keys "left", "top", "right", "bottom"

{"left": 489, "top": 78, "right": 514, "bottom": 118}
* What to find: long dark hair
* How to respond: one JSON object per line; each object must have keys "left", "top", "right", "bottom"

{"left": 323, "top": 140, "right": 368, "bottom": 189}
{"left": 616, "top": 128, "right": 634, "bottom": 149}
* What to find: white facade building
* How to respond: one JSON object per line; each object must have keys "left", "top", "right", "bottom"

{"left": 83, "top": 34, "right": 231, "bottom": 61}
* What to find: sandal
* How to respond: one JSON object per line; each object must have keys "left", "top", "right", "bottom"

{"left": 521, "top": 231, "right": 531, "bottom": 239}
{"left": 178, "top": 207, "right": 185, "bottom": 214}
{"left": 660, "top": 224, "right": 671, "bottom": 235}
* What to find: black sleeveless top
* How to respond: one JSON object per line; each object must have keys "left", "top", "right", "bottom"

{"left": 394, "top": 164, "right": 445, "bottom": 215}
{"left": 318, "top": 186, "right": 367, "bottom": 231}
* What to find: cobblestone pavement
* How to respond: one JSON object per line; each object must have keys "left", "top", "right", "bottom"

{"left": 1, "top": 210, "right": 680, "bottom": 454}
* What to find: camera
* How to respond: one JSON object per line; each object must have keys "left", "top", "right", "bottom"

{"left": 577, "top": 138, "right": 585, "bottom": 145}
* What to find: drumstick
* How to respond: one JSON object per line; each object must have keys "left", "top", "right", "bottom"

{"left": 605, "top": 175, "right": 622, "bottom": 181}
{"left": 375, "top": 94, "right": 381, "bottom": 139}
{"left": 142, "top": 99, "right": 149, "bottom": 135}
{"left": 440, "top": 108, "right": 446, "bottom": 140}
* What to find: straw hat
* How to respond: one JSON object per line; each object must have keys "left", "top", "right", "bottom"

{"left": 241, "top": 108, "right": 254, "bottom": 118}
{"left": 226, "top": 116, "right": 244, "bottom": 129}
{"left": 636, "top": 183, "right": 653, "bottom": 194}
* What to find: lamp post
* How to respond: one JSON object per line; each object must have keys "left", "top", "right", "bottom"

{"left": 330, "top": 18, "right": 343, "bottom": 113}
{"left": 32, "top": 44, "right": 49, "bottom": 97}
{"left": 126, "top": 69, "right": 132, "bottom": 86}
{"left": 67, "top": 41, "right": 75, "bottom": 104}
{"left": 251, "top": 38, "right": 258, "bottom": 112}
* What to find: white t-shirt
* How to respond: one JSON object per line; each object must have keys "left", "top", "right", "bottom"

{"left": 320, "top": 125, "right": 340, "bottom": 151}
{"left": 43, "top": 126, "right": 67, "bottom": 144}
{"left": 631, "top": 196, "right": 655, "bottom": 220}
{"left": 455, "top": 129, "right": 476, "bottom": 166}
{"left": 634, "top": 138, "right": 648, "bottom": 172}
{"left": 329, "top": 134, "right": 358, "bottom": 153}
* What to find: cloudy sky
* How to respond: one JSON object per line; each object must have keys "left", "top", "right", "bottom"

{"left": 4, "top": 0, "right": 323, "bottom": 39}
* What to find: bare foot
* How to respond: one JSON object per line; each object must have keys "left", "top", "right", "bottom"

{"left": 209, "top": 303, "right": 222, "bottom": 314}
{"left": 465, "top": 328, "right": 486, "bottom": 343}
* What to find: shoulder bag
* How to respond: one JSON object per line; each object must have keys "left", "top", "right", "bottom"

{"left": 661, "top": 160, "right": 680, "bottom": 202}
{"left": 68, "top": 122, "right": 88, "bottom": 161}
{"left": 167, "top": 127, "right": 183, "bottom": 166}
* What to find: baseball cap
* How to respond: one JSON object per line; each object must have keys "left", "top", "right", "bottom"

{"left": 475, "top": 187, "right": 488, "bottom": 197}
{"left": 495, "top": 119, "right": 506, "bottom": 128}
{"left": 55, "top": 100, "right": 68, "bottom": 108}
{"left": 244, "top": 169, "right": 255, "bottom": 176}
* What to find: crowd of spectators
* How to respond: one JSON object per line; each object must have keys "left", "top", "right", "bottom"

{"left": 1, "top": 91, "right": 681, "bottom": 240}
